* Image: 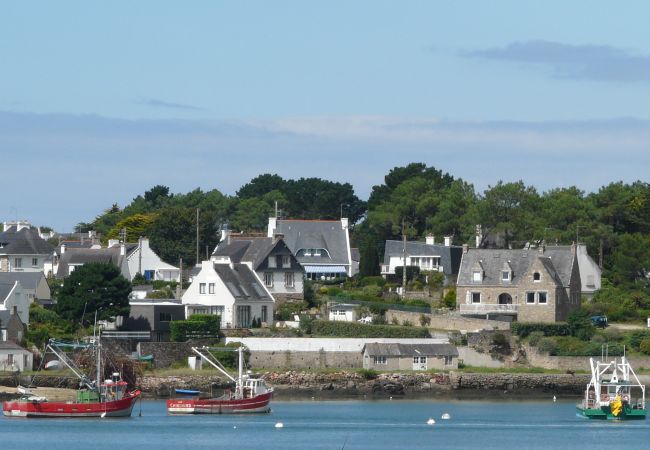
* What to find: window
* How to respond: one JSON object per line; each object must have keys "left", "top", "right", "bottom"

{"left": 533, "top": 272, "right": 541, "bottom": 282}
{"left": 472, "top": 271, "right": 482, "bottom": 282}
{"left": 261, "top": 305, "right": 268, "bottom": 323}
{"left": 31, "top": 257, "right": 38, "bottom": 266}
{"left": 199, "top": 283, "right": 206, "bottom": 294}
{"left": 538, "top": 292, "right": 548, "bottom": 304}
{"left": 285, "top": 272, "right": 294, "bottom": 288}
{"left": 144, "top": 270, "right": 155, "bottom": 281}
{"left": 413, "top": 356, "right": 426, "bottom": 364}
{"left": 471, "top": 292, "right": 481, "bottom": 304}
{"left": 267, "top": 257, "right": 276, "bottom": 268}
{"left": 236, "top": 305, "right": 252, "bottom": 328}
{"left": 7, "top": 354, "right": 13, "bottom": 365}
{"left": 282, "top": 256, "right": 291, "bottom": 268}
{"left": 526, "top": 292, "right": 536, "bottom": 304}
{"left": 14, "top": 258, "right": 22, "bottom": 268}
{"left": 159, "top": 312, "right": 172, "bottom": 322}
{"left": 208, "top": 283, "right": 215, "bottom": 294}
{"left": 264, "top": 272, "right": 273, "bottom": 287}
{"left": 444, "top": 356, "right": 453, "bottom": 366}
{"left": 501, "top": 271, "right": 510, "bottom": 282}
{"left": 373, "top": 356, "right": 387, "bottom": 365}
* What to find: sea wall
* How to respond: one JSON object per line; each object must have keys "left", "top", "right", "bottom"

{"left": 448, "top": 372, "right": 588, "bottom": 395}
{"left": 249, "top": 351, "right": 362, "bottom": 370}
{"left": 385, "top": 311, "right": 510, "bottom": 331}
{"left": 523, "top": 345, "right": 650, "bottom": 371}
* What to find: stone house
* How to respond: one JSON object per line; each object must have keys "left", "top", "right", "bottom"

{"left": 0, "top": 341, "right": 33, "bottom": 371}
{"left": 213, "top": 232, "right": 304, "bottom": 303}
{"left": 0, "top": 309, "right": 25, "bottom": 342}
{"left": 362, "top": 343, "right": 459, "bottom": 371}
{"left": 456, "top": 244, "right": 581, "bottom": 323}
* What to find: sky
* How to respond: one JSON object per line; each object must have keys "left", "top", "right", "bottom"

{"left": 2, "top": 1, "right": 650, "bottom": 232}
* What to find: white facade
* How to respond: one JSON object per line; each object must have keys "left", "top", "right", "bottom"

{"left": 0, "top": 345, "right": 33, "bottom": 371}
{"left": 576, "top": 244, "right": 601, "bottom": 298}
{"left": 127, "top": 237, "right": 180, "bottom": 282}
{"left": 328, "top": 303, "right": 358, "bottom": 322}
{"left": 182, "top": 261, "right": 274, "bottom": 328}
{"left": 225, "top": 337, "right": 449, "bottom": 352}
{"left": 0, "top": 281, "right": 30, "bottom": 326}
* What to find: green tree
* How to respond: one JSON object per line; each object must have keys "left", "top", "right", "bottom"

{"left": 237, "top": 173, "right": 286, "bottom": 199}
{"left": 55, "top": 263, "right": 131, "bottom": 326}
{"left": 105, "top": 213, "right": 158, "bottom": 243}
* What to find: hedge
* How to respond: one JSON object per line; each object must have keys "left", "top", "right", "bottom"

{"left": 171, "top": 314, "right": 221, "bottom": 341}
{"left": 511, "top": 322, "right": 571, "bottom": 338}
{"left": 311, "top": 320, "right": 430, "bottom": 338}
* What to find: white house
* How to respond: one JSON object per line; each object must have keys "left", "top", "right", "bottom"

{"left": 0, "top": 221, "right": 54, "bottom": 274}
{"left": 182, "top": 260, "right": 275, "bottom": 328}
{"left": 327, "top": 303, "right": 358, "bottom": 322}
{"left": 126, "top": 237, "right": 180, "bottom": 282}
{"left": 0, "top": 281, "right": 30, "bottom": 326}
{"left": 0, "top": 272, "right": 51, "bottom": 306}
{"left": 0, "top": 341, "right": 33, "bottom": 371}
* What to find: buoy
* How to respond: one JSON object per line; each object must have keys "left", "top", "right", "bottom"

{"left": 389, "top": 396, "right": 393, "bottom": 400}
{"left": 275, "top": 422, "right": 284, "bottom": 428}
{"left": 553, "top": 395, "right": 557, "bottom": 402}
{"left": 233, "top": 426, "right": 237, "bottom": 429}
{"left": 441, "top": 413, "right": 451, "bottom": 420}
{"left": 427, "top": 418, "right": 436, "bottom": 425}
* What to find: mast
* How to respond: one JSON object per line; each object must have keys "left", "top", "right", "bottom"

{"left": 96, "top": 332, "right": 102, "bottom": 396}
{"left": 238, "top": 346, "right": 244, "bottom": 397}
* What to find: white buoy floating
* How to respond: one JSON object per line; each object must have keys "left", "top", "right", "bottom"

{"left": 553, "top": 395, "right": 557, "bottom": 402}
{"left": 426, "top": 418, "right": 436, "bottom": 425}
{"left": 233, "top": 426, "right": 237, "bottom": 429}
{"left": 441, "top": 412, "right": 451, "bottom": 420}
{"left": 275, "top": 422, "right": 284, "bottom": 428}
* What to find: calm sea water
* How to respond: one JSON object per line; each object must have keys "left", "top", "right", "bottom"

{"left": 1, "top": 398, "right": 649, "bottom": 449}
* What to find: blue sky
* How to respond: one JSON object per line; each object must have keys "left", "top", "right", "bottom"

{"left": 2, "top": 1, "right": 650, "bottom": 231}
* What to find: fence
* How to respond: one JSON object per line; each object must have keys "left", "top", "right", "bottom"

{"left": 321, "top": 296, "right": 431, "bottom": 314}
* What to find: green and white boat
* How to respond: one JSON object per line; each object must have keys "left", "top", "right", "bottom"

{"left": 576, "top": 353, "right": 646, "bottom": 420}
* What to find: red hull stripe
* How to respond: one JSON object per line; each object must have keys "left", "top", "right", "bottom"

{"left": 167, "top": 392, "right": 273, "bottom": 414}
{"left": 2, "top": 391, "right": 141, "bottom": 418}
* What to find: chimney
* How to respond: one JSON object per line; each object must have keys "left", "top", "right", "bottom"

{"left": 426, "top": 235, "right": 435, "bottom": 246}
{"left": 220, "top": 228, "right": 230, "bottom": 244}
{"left": 2, "top": 221, "right": 10, "bottom": 232}
{"left": 462, "top": 244, "right": 469, "bottom": 254}
{"left": 11, "top": 305, "right": 17, "bottom": 316}
{"left": 120, "top": 243, "right": 126, "bottom": 256}
{"left": 444, "top": 236, "right": 452, "bottom": 247}
{"left": 267, "top": 217, "right": 277, "bottom": 238}
{"left": 341, "top": 218, "right": 349, "bottom": 229}
{"left": 60, "top": 243, "right": 66, "bottom": 254}
{"left": 475, "top": 224, "right": 483, "bottom": 248}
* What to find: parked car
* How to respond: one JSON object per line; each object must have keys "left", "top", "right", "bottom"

{"left": 590, "top": 315, "right": 608, "bottom": 328}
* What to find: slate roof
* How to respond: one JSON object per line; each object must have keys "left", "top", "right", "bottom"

{"left": 55, "top": 247, "right": 130, "bottom": 278}
{"left": 213, "top": 263, "right": 272, "bottom": 302}
{"left": 0, "top": 272, "right": 45, "bottom": 291}
{"left": 382, "top": 240, "right": 464, "bottom": 276}
{"left": 363, "top": 343, "right": 459, "bottom": 358}
{"left": 0, "top": 282, "right": 15, "bottom": 301}
{"left": 0, "top": 340, "right": 29, "bottom": 351}
{"left": 0, "top": 227, "right": 54, "bottom": 255}
{"left": 456, "top": 247, "right": 576, "bottom": 287}
{"left": 214, "top": 237, "right": 298, "bottom": 271}
{"left": 272, "top": 220, "right": 350, "bottom": 266}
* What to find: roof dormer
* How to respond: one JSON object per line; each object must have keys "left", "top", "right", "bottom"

{"left": 471, "top": 260, "right": 484, "bottom": 283}
{"left": 501, "top": 261, "right": 513, "bottom": 283}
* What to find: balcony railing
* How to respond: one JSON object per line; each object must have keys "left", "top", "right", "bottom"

{"left": 380, "top": 264, "right": 443, "bottom": 275}
{"left": 459, "top": 304, "right": 518, "bottom": 315}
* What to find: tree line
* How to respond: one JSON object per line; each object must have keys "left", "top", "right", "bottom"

{"left": 75, "top": 163, "right": 650, "bottom": 290}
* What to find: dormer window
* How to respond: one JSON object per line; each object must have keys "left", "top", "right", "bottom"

{"left": 501, "top": 261, "right": 513, "bottom": 283}
{"left": 533, "top": 272, "right": 541, "bottom": 282}
{"left": 501, "top": 271, "right": 511, "bottom": 282}
{"left": 472, "top": 270, "right": 482, "bottom": 282}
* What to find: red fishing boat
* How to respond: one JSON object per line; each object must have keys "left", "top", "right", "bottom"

{"left": 167, "top": 346, "right": 272, "bottom": 414}
{"left": 3, "top": 338, "right": 141, "bottom": 418}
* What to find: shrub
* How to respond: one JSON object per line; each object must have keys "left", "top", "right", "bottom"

{"left": 299, "top": 315, "right": 314, "bottom": 334}
{"left": 360, "top": 276, "right": 386, "bottom": 287}
{"left": 358, "top": 368, "right": 379, "bottom": 380}
{"left": 170, "top": 314, "right": 220, "bottom": 341}
{"left": 627, "top": 330, "right": 650, "bottom": 351}
{"left": 567, "top": 310, "right": 595, "bottom": 341}
{"left": 419, "top": 314, "right": 431, "bottom": 327}
{"left": 640, "top": 339, "right": 650, "bottom": 355}
{"left": 528, "top": 331, "right": 545, "bottom": 347}
{"left": 361, "top": 285, "right": 383, "bottom": 298}
{"left": 442, "top": 289, "right": 456, "bottom": 309}
{"left": 511, "top": 322, "right": 571, "bottom": 338}
{"left": 537, "top": 337, "right": 558, "bottom": 355}
{"left": 492, "top": 333, "right": 509, "bottom": 347}
{"left": 310, "top": 320, "right": 429, "bottom": 338}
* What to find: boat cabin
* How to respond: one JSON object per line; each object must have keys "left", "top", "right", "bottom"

{"left": 100, "top": 372, "right": 128, "bottom": 402}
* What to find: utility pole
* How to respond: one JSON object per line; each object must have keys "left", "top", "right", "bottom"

{"left": 179, "top": 258, "right": 183, "bottom": 291}
{"left": 196, "top": 208, "right": 200, "bottom": 265}
{"left": 402, "top": 220, "right": 407, "bottom": 300}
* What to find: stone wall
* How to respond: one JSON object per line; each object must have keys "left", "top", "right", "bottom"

{"left": 386, "top": 310, "right": 510, "bottom": 331}
{"left": 449, "top": 372, "right": 588, "bottom": 394}
{"left": 523, "top": 345, "right": 650, "bottom": 371}
{"left": 137, "top": 342, "right": 194, "bottom": 368}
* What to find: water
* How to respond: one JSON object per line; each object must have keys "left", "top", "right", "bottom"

{"left": 2, "top": 399, "right": 649, "bottom": 449}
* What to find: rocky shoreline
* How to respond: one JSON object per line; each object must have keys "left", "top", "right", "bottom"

{"left": 2, "top": 371, "right": 589, "bottom": 401}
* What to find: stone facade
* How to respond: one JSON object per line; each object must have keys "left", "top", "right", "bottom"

{"left": 248, "top": 350, "right": 362, "bottom": 370}
{"left": 137, "top": 342, "right": 194, "bottom": 368}
{"left": 385, "top": 310, "right": 511, "bottom": 331}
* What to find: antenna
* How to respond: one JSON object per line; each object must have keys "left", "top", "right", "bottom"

{"left": 196, "top": 208, "right": 200, "bottom": 265}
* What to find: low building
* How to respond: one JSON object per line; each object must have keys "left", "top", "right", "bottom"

{"left": 0, "top": 221, "right": 54, "bottom": 273}
{"left": 0, "top": 309, "right": 25, "bottom": 342}
{"left": 0, "top": 341, "right": 33, "bottom": 371}
{"left": 327, "top": 303, "right": 358, "bottom": 322}
{"left": 122, "top": 299, "right": 185, "bottom": 342}
{"left": 362, "top": 343, "right": 459, "bottom": 371}
{"left": 0, "top": 272, "right": 51, "bottom": 306}
{"left": 0, "top": 281, "right": 30, "bottom": 326}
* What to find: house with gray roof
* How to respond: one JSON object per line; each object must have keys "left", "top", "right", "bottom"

{"left": 0, "top": 281, "right": 30, "bottom": 326}
{"left": 267, "top": 217, "right": 354, "bottom": 279}
{"left": 381, "top": 235, "right": 463, "bottom": 285}
{"left": 213, "top": 232, "right": 303, "bottom": 302}
{"left": 0, "top": 309, "right": 25, "bottom": 343}
{"left": 0, "top": 221, "right": 54, "bottom": 273}
{"left": 0, "top": 272, "right": 51, "bottom": 306}
{"left": 182, "top": 260, "right": 275, "bottom": 328}
{"left": 362, "top": 343, "right": 459, "bottom": 371}
{"left": 0, "top": 341, "right": 33, "bottom": 371}
{"left": 456, "top": 244, "right": 581, "bottom": 323}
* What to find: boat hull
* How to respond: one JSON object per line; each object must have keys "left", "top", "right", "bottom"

{"left": 576, "top": 406, "right": 646, "bottom": 420}
{"left": 2, "top": 391, "right": 141, "bottom": 418}
{"left": 167, "top": 391, "right": 272, "bottom": 414}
